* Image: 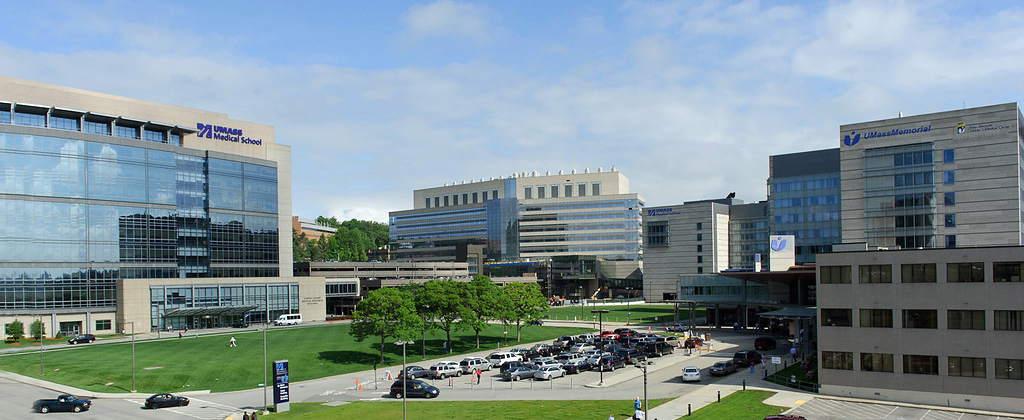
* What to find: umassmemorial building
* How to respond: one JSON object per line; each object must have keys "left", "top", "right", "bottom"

{"left": 0, "top": 76, "right": 326, "bottom": 337}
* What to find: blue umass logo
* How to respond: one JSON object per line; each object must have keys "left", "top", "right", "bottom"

{"left": 770, "top": 237, "right": 787, "bottom": 251}
{"left": 843, "top": 131, "right": 860, "bottom": 146}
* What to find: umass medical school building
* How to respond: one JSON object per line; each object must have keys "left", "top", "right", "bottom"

{"left": 0, "top": 76, "right": 325, "bottom": 337}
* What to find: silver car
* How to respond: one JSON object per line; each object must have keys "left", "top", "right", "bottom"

{"left": 534, "top": 365, "right": 566, "bottom": 380}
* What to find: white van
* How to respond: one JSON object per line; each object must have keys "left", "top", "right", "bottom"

{"left": 274, "top": 314, "right": 302, "bottom": 326}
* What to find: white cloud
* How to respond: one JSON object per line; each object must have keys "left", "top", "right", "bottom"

{"left": 399, "top": 0, "right": 493, "bottom": 44}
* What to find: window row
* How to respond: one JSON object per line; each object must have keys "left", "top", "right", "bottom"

{"left": 821, "top": 351, "right": 1022, "bottom": 379}
{"left": 523, "top": 182, "right": 602, "bottom": 200}
{"left": 425, "top": 189, "right": 501, "bottom": 208}
{"left": 820, "top": 262, "right": 1024, "bottom": 284}
{"left": 0, "top": 103, "right": 185, "bottom": 146}
{"left": 820, "top": 308, "right": 1023, "bottom": 330}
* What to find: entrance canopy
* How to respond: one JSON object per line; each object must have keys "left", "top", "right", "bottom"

{"left": 163, "top": 305, "right": 259, "bottom": 318}
{"left": 758, "top": 306, "right": 817, "bottom": 320}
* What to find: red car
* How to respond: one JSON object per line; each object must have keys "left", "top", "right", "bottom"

{"left": 684, "top": 337, "right": 704, "bottom": 348}
{"left": 754, "top": 336, "right": 777, "bottom": 350}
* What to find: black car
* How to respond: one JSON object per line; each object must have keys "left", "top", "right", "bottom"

{"left": 67, "top": 334, "right": 95, "bottom": 345}
{"left": 144, "top": 393, "right": 189, "bottom": 409}
{"left": 733, "top": 350, "right": 763, "bottom": 367}
{"left": 614, "top": 348, "right": 647, "bottom": 365}
{"left": 230, "top": 319, "right": 250, "bottom": 328}
{"left": 709, "top": 360, "right": 738, "bottom": 376}
{"left": 33, "top": 394, "right": 91, "bottom": 413}
{"left": 754, "top": 336, "right": 777, "bottom": 350}
{"left": 398, "top": 365, "right": 432, "bottom": 379}
{"left": 596, "top": 355, "right": 625, "bottom": 371}
{"left": 638, "top": 341, "right": 675, "bottom": 357}
{"left": 563, "top": 359, "right": 593, "bottom": 374}
{"left": 390, "top": 379, "right": 440, "bottom": 398}
{"left": 500, "top": 361, "right": 528, "bottom": 373}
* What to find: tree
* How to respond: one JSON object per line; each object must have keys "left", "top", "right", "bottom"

{"left": 349, "top": 288, "right": 421, "bottom": 365}
{"left": 498, "top": 282, "right": 548, "bottom": 341}
{"left": 30, "top": 319, "right": 46, "bottom": 340}
{"left": 464, "top": 276, "right": 498, "bottom": 348}
{"left": 417, "top": 279, "right": 470, "bottom": 352}
{"left": 5, "top": 319, "right": 24, "bottom": 340}
{"left": 408, "top": 283, "right": 436, "bottom": 359}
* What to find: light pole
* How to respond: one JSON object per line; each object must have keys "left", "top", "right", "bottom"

{"left": 127, "top": 320, "right": 136, "bottom": 392}
{"left": 626, "top": 287, "right": 633, "bottom": 325}
{"left": 395, "top": 340, "right": 414, "bottom": 420}
{"left": 636, "top": 359, "right": 650, "bottom": 420}
{"left": 591, "top": 309, "right": 609, "bottom": 386}
{"left": 578, "top": 285, "right": 584, "bottom": 320}
{"left": 38, "top": 315, "right": 44, "bottom": 377}
{"left": 262, "top": 319, "right": 268, "bottom": 412}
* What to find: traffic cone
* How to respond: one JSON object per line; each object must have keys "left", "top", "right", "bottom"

{"left": 357, "top": 377, "right": 362, "bottom": 391}
{"left": 387, "top": 372, "right": 392, "bottom": 380}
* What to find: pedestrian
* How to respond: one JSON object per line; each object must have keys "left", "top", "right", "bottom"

{"left": 634, "top": 397, "right": 641, "bottom": 411}
{"left": 178, "top": 330, "right": 182, "bottom": 339}
{"left": 442, "top": 341, "right": 447, "bottom": 354}
{"left": 633, "top": 408, "right": 644, "bottom": 420}
{"left": 242, "top": 412, "right": 250, "bottom": 420}
{"left": 229, "top": 336, "right": 237, "bottom": 347}
{"left": 609, "top": 415, "right": 615, "bottom": 420}
{"left": 750, "top": 363, "right": 755, "bottom": 373}
{"left": 475, "top": 369, "right": 481, "bottom": 384}
{"left": 251, "top": 412, "right": 258, "bottom": 420}
{"left": 790, "top": 346, "right": 798, "bottom": 361}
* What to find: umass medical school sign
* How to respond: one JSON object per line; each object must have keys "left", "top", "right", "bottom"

{"left": 197, "top": 123, "right": 263, "bottom": 146}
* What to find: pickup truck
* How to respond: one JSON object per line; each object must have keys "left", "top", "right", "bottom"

{"left": 33, "top": 394, "right": 92, "bottom": 413}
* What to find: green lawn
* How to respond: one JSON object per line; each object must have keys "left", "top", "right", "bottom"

{"left": 261, "top": 398, "right": 672, "bottom": 420}
{"left": 544, "top": 304, "right": 702, "bottom": 325}
{"left": 685, "top": 390, "right": 788, "bottom": 420}
{"left": 0, "top": 323, "right": 590, "bottom": 394}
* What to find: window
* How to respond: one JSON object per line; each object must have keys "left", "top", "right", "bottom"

{"left": 462, "top": 193, "right": 468, "bottom": 204}
{"left": 993, "top": 262, "right": 1023, "bottom": 282}
{"left": 996, "top": 358, "right": 1024, "bottom": 380}
{"left": 424, "top": 197, "right": 430, "bottom": 208}
{"left": 696, "top": 244, "right": 702, "bottom": 252}
{"left": 860, "top": 309, "right": 893, "bottom": 328}
{"left": 144, "top": 129, "right": 166, "bottom": 143}
{"left": 948, "top": 357, "right": 986, "bottom": 378}
{"left": 946, "top": 235, "right": 956, "bottom": 248}
{"left": 994, "top": 310, "right": 1024, "bottom": 331}
{"left": 591, "top": 182, "right": 600, "bottom": 196}
{"left": 537, "top": 186, "right": 545, "bottom": 199}
{"left": 903, "top": 355, "right": 939, "bottom": 375}
{"left": 821, "top": 309, "right": 852, "bottom": 327}
{"left": 861, "top": 353, "right": 894, "bottom": 372}
{"left": 452, "top": 194, "right": 459, "bottom": 205}
{"left": 947, "top": 262, "right": 984, "bottom": 282}
{"left": 901, "top": 263, "right": 936, "bottom": 283}
{"left": 50, "top": 115, "right": 80, "bottom": 131}
{"left": 859, "top": 265, "right": 892, "bottom": 283}
{"left": 564, "top": 184, "right": 572, "bottom": 197}
{"left": 903, "top": 309, "right": 937, "bottom": 328}
{"left": 696, "top": 222, "right": 703, "bottom": 230}
{"left": 948, "top": 310, "right": 985, "bottom": 330}
{"left": 696, "top": 233, "right": 703, "bottom": 241}
{"left": 943, "top": 170, "right": 955, "bottom": 185}
{"left": 550, "top": 185, "right": 559, "bottom": 198}
{"left": 443, "top": 195, "right": 450, "bottom": 206}
{"left": 646, "top": 222, "right": 669, "bottom": 247}
{"left": 115, "top": 124, "right": 140, "bottom": 139}
{"left": 492, "top": 189, "right": 499, "bottom": 199}
{"left": 95, "top": 319, "right": 112, "bottom": 330}
{"left": 697, "top": 256, "right": 703, "bottom": 263}
{"left": 578, "top": 183, "right": 586, "bottom": 197}
{"left": 472, "top": 192, "right": 478, "bottom": 203}
{"left": 434, "top": 196, "right": 440, "bottom": 207}
{"left": 944, "top": 192, "right": 956, "bottom": 206}
{"left": 943, "top": 149, "right": 955, "bottom": 163}
{"left": 697, "top": 267, "right": 703, "bottom": 274}
{"left": 524, "top": 187, "right": 532, "bottom": 199}
{"left": 894, "top": 172, "right": 933, "bottom": 186}
{"left": 169, "top": 132, "right": 182, "bottom": 146}
{"left": 820, "top": 266, "right": 852, "bottom": 284}
{"left": 14, "top": 110, "right": 46, "bottom": 127}
{"left": 822, "top": 351, "right": 853, "bottom": 370}
{"left": 84, "top": 119, "right": 111, "bottom": 135}
{"left": 482, "top": 190, "right": 489, "bottom": 201}
{"left": 944, "top": 213, "right": 956, "bottom": 227}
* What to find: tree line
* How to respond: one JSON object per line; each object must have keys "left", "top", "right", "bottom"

{"left": 349, "top": 276, "right": 548, "bottom": 364}
{"left": 293, "top": 217, "right": 389, "bottom": 262}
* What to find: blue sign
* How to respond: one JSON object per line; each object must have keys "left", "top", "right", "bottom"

{"left": 646, "top": 208, "right": 680, "bottom": 216}
{"left": 197, "top": 123, "right": 263, "bottom": 146}
{"left": 770, "top": 236, "right": 787, "bottom": 251}
{"left": 273, "top": 360, "right": 290, "bottom": 404}
{"left": 843, "top": 124, "right": 931, "bottom": 147}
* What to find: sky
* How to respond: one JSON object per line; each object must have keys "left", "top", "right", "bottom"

{"left": 1, "top": 0, "right": 1023, "bottom": 223}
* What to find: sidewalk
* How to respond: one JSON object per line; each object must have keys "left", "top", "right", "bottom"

{"left": 645, "top": 384, "right": 809, "bottom": 420}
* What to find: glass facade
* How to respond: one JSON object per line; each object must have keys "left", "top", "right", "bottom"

{"left": 862, "top": 144, "right": 937, "bottom": 248}
{"left": 150, "top": 282, "right": 298, "bottom": 330}
{"left": 0, "top": 126, "right": 279, "bottom": 310}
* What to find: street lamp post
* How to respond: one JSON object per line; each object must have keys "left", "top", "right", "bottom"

{"left": 626, "top": 287, "right": 633, "bottom": 325}
{"left": 636, "top": 360, "right": 650, "bottom": 420}
{"left": 127, "top": 320, "right": 136, "bottom": 392}
{"left": 395, "top": 340, "right": 414, "bottom": 420}
{"left": 263, "top": 320, "right": 268, "bottom": 412}
{"left": 591, "top": 309, "right": 609, "bottom": 386}
{"left": 578, "top": 285, "right": 583, "bottom": 320}
{"left": 39, "top": 315, "right": 44, "bottom": 377}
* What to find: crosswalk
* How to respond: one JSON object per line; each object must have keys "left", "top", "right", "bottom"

{"left": 124, "top": 397, "right": 239, "bottom": 420}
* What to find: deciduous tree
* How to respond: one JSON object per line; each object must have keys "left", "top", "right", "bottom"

{"left": 349, "top": 287, "right": 421, "bottom": 365}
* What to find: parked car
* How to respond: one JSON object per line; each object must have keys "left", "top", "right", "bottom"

{"left": 666, "top": 323, "right": 689, "bottom": 332}
{"left": 613, "top": 328, "right": 637, "bottom": 337}
{"left": 555, "top": 352, "right": 584, "bottom": 364}
{"left": 614, "top": 348, "right": 647, "bottom": 365}
{"left": 754, "top": 336, "right": 778, "bottom": 350}
{"left": 534, "top": 365, "right": 566, "bottom": 380}
{"left": 655, "top": 335, "right": 680, "bottom": 347}
{"left": 499, "top": 361, "right": 528, "bottom": 373}
{"left": 563, "top": 359, "right": 593, "bottom": 374}
{"left": 600, "top": 331, "right": 620, "bottom": 339}
{"left": 144, "top": 393, "right": 189, "bottom": 409}
{"left": 709, "top": 361, "right": 738, "bottom": 376}
{"left": 596, "top": 355, "right": 626, "bottom": 371}
{"left": 487, "top": 352, "right": 522, "bottom": 368}
{"left": 67, "top": 334, "right": 95, "bottom": 345}
{"left": 230, "top": 319, "right": 249, "bottom": 328}
{"left": 638, "top": 341, "right": 675, "bottom": 357}
{"left": 533, "top": 359, "right": 562, "bottom": 369}
{"left": 527, "top": 319, "right": 544, "bottom": 326}
{"left": 459, "top": 357, "right": 490, "bottom": 374}
{"left": 684, "top": 336, "right": 704, "bottom": 348}
{"left": 429, "top": 362, "right": 461, "bottom": 379}
{"left": 33, "top": 394, "right": 92, "bottom": 413}
{"left": 509, "top": 347, "right": 532, "bottom": 360}
{"left": 390, "top": 379, "right": 440, "bottom": 398}
{"left": 681, "top": 366, "right": 701, "bottom": 382}
{"left": 569, "top": 343, "right": 596, "bottom": 353}
{"left": 501, "top": 366, "right": 537, "bottom": 381}
{"left": 733, "top": 350, "right": 763, "bottom": 367}
{"left": 553, "top": 335, "right": 577, "bottom": 347}
{"left": 398, "top": 365, "right": 431, "bottom": 379}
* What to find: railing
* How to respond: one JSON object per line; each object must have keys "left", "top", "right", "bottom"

{"left": 763, "top": 374, "right": 820, "bottom": 393}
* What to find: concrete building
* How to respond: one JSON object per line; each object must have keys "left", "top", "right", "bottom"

{"left": 292, "top": 216, "right": 337, "bottom": 239}
{"left": 388, "top": 168, "right": 644, "bottom": 271}
{"left": 840, "top": 103, "right": 1024, "bottom": 248}
{"left": 642, "top": 198, "right": 734, "bottom": 301}
{"left": 817, "top": 246, "right": 1024, "bottom": 413}
{"left": 0, "top": 76, "right": 326, "bottom": 336}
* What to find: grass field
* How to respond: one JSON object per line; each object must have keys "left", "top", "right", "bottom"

{"left": 260, "top": 398, "right": 673, "bottom": 420}
{"left": 685, "top": 390, "right": 788, "bottom": 419}
{"left": 544, "top": 304, "right": 703, "bottom": 325}
{"left": 0, "top": 323, "right": 591, "bottom": 394}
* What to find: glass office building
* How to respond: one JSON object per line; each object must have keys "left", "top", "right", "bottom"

{"left": 0, "top": 76, "right": 301, "bottom": 335}
{"left": 769, "top": 148, "right": 842, "bottom": 264}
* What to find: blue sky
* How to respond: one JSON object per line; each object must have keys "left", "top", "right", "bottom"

{"left": 2, "top": 0, "right": 1023, "bottom": 222}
